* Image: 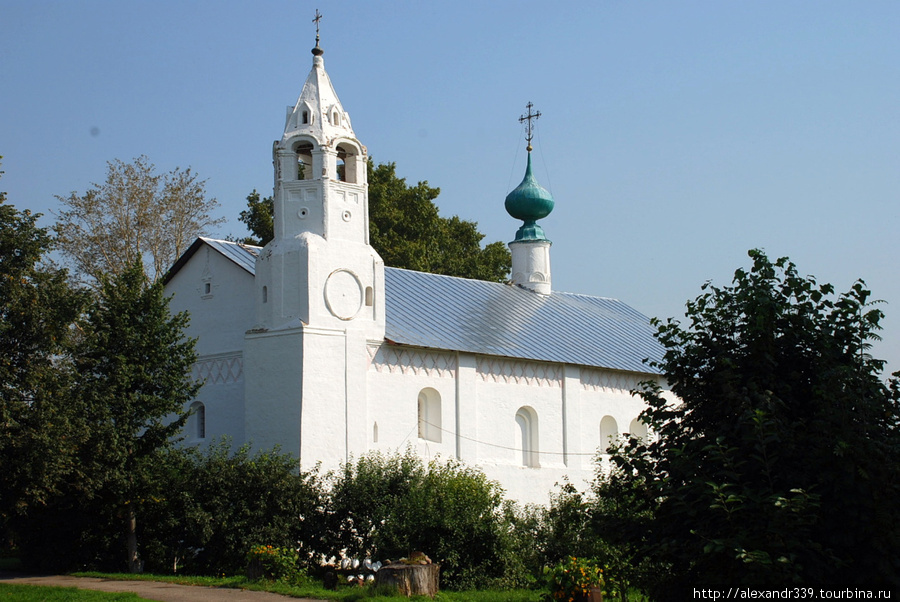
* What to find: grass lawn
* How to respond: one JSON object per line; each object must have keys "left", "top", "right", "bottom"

{"left": 0, "top": 583, "right": 150, "bottom": 601}
{"left": 73, "top": 571, "right": 545, "bottom": 601}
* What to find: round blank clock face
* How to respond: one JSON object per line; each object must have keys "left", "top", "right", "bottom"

{"left": 324, "top": 269, "right": 363, "bottom": 320}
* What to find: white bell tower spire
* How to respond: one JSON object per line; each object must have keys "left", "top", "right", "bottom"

{"left": 253, "top": 11, "right": 384, "bottom": 337}
{"left": 245, "top": 11, "right": 384, "bottom": 465}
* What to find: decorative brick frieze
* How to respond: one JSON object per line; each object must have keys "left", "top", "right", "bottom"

{"left": 369, "top": 345, "right": 457, "bottom": 378}
{"left": 193, "top": 352, "right": 243, "bottom": 385}
{"left": 476, "top": 356, "right": 562, "bottom": 388}
{"left": 580, "top": 368, "right": 642, "bottom": 393}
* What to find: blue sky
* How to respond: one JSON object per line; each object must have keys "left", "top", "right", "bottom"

{"left": 2, "top": 1, "right": 899, "bottom": 373}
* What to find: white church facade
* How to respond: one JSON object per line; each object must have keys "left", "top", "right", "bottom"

{"left": 163, "top": 30, "right": 664, "bottom": 506}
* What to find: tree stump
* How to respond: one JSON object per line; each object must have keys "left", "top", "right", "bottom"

{"left": 375, "top": 563, "right": 440, "bottom": 598}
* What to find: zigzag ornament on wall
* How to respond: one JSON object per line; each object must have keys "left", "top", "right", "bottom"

{"left": 192, "top": 353, "right": 244, "bottom": 385}
{"left": 476, "top": 357, "right": 563, "bottom": 388}
{"left": 368, "top": 345, "right": 457, "bottom": 378}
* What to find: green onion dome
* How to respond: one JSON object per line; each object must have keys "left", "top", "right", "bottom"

{"left": 505, "top": 153, "right": 554, "bottom": 241}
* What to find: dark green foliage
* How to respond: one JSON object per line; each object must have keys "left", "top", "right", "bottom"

{"left": 11, "top": 261, "right": 201, "bottom": 573}
{"left": 328, "top": 450, "right": 532, "bottom": 590}
{"left": 237, "top": 189, "right": 273, "bottom": 246}
{"left": 237, "top": 160, "right": 511, "bottom": 282}
{"left": 0, "top": 169, "right": 88, "bottom": 530}
{"left": 533, "top": 479, "right": 648, "bottom": 601}
{"left": 367, "top": 160, "right": 511, "bottom": 282}
{"left": 139, "top": 441, "right": 326, "bottom": 576}
{"left": 603, "top": 250, "right": 900, "bottom": 593}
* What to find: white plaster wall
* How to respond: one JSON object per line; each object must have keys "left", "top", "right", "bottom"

{"left": 164, "top": 244, "right": 256, "bottom": 445}
{"left": 165, "top": 245, "right": 256, "bottom": 356}
{"left": 365, "top": 346, "right": 458, "bottom": 461}
{"left": 244, "top": 328, "right": 303, "bottom": 456}
{"left": 363, "top": 345, "right": 652, "bottom": 506}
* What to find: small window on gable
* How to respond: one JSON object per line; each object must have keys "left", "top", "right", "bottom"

{"left": 417, "top": 388, "right": 441, "bottom": 443}
{"left": 333, "top": 111, "right": 340, "bottom": 126}
{"left": 302, "top": 110, "right": 309, "bottom": 124}
{"left": 365, "top": 286, "right": 373, "bottom": 307}
{"left": 204, "top": 282, "right": 211, "bottom": 295}
{"left": 190, "top": 401, "right": 206, "bottom": 440}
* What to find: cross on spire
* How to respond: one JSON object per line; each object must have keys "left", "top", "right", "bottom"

{"left": 518, "top": 102, "right": 541, "bottom": 152}
{"left": 311, "top": 9, "right": 324, "bottom": 56}
{"left": 313, "top": 8, "right": 322, "bottom": 42}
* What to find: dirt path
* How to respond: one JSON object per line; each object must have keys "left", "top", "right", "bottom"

{"left": 0, "top": 573, "right": 322, "bottom": 602}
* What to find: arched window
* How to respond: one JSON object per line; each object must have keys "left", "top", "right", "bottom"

{"left": 417, "top": 388, "right": 441, "bottom": 443}
{"left": 628, "top": 417, "right": 648, "bottom": 442}
{"left": 190, "top": 401, "right": 206, "bottom": 440}
{"left": 332, "top": 111, "right": 340, "bottom": 126}
{"left": 373, "top": 422, "right": 379, "bottom": 443}
{"left": 600, "top": 415, "right": 618, "bottom": 453}
{"left": 515, "top": 406, "right": 539, "bottom": 467}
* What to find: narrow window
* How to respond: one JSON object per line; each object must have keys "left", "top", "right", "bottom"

{"left": 600, "top": 415, "right": 619, "bottom": 453}
{"left": 417, "top": 388, "right": 441, "bottom": 443}
{"left": 333, "top": 111, "right": 340, "bottom": 126}
{"left": 190, "top": 401, "right": 206, "bottom": 439}
{"left": 204, "top": 282, "right": 211, "bottom": 295}
{"left": 373, "top": 422, "right": 379, "bottom": 443}
{"left": 515, "top": 406, "right": 539, "bottom": 467}
{"left": 302, "top": 110, "right": 309, "bottom": 124}
{"left": 365, "top": 286, "right": 373, "bottom": 307}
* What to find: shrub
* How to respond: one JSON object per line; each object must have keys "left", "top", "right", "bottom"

{"left": 246, "top": 544, "right": 306, "bottom": 584}
{"left": 327, "top": 449, "right": 534, "bottom": 589}
{"left": 547, "top": 556, "right": 603, "bottom": 601}
{"left": 138, "top": 440, "right": 326, "bottom": 576}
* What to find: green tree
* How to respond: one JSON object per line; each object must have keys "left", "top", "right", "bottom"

{"left": 237, "top": 159, "right": 511, "bottom": 282}
{"left": 237, "top": 189, "right": 274, "bottom": 247}
{"left": 368, "top": 161, "right": 510, "bottom": 282}
{"left": 604, "top": 250, "right": 900, "bottom": 594}
{"left": 71, "top": 261, "right": 200, "bottom": 572}
{"left": 55, "top": 156, "right": 224, "bottom": 283}
{"left": 0, "top": 159, "right": 88, "bottom": 526}
{"left": 139, "top": 441, "right": 327, "bottom": 575}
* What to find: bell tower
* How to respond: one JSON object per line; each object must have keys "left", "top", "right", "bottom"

{"left": 244, "top": 12, "right": 383, "bottom": 466}
{"left": 253, "top": 10, "right": 384, "bottom": 339}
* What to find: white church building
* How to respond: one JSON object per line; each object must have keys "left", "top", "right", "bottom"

{"left": 163, "top": 29, "right": 664, "bottom": 505}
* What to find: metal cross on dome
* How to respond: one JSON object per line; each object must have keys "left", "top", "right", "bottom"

{"left": 518, "top": 102, "right": 541, "bottom": 152}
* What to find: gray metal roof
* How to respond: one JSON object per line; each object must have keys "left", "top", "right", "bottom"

{"left": 174, "top": 238, "right": 662, "bottom": 374}
{"left": 202, "top": 237, "right": 259, "bottom": 274}
{"left": 384, "top": 268, "right": 662, "bottom": 374}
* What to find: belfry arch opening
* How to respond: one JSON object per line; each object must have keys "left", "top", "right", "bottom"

{"left": 293, "top": 141, "right": 314, "bottom": 180}
{"left": 336, "top": 143, "right": 360, "bottom": 183}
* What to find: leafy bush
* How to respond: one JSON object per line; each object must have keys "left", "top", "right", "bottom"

{"left": 246, "top": 544, "right": 306, "bottom": 584}
{"left": 327, "top": 449, "right": 534, "bottom": 589}
{"left": 546, "top": 556, "right": 603, "bottom": 601}
{"left": 139, "top": 440, "right": 326, "bottom": 576}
